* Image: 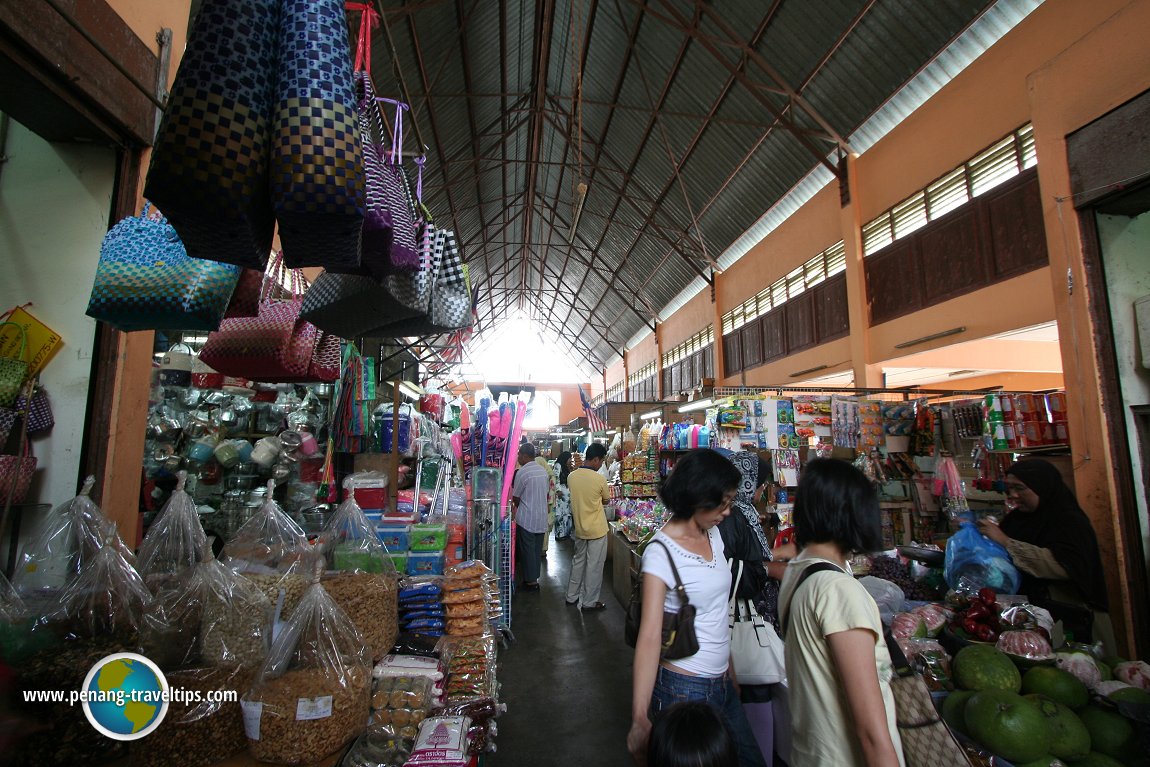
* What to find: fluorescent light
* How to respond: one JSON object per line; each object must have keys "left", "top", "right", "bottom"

{"left": 678, "top": 397, "right": 714, "bottom": 413}
{"left": 567, "top": 182, "right": 588, "bottom": 243}
{"left": 639, "top": 409, "right": 662, "bottom": 420}
{"left": 894, "top": 326, "right": 967, "bottom": 349}
{"left": 398, "top": 381, "right": 425, "bottom": 400}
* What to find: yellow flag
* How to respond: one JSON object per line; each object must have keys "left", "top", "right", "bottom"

{"left": 0, "top": 306, "right": 63, "bottom": 376}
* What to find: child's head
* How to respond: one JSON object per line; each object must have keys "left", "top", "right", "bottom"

{"left": 794, "top": 457, "right": 883, "bottom": 553}
{"left": 647, "top": 701, "right": 739, "bottom": 767}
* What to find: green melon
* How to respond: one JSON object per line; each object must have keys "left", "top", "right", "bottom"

{"left": 1022, "top": 666, "right": 1090, "bottom": 710}
{"left": 1076, "top": 705, "right": 1138, "bottom": 762}
{"left": 1108, "top": 686, "right": 1150, "bottom": 706}
{"left": 942, "top": 690, "right": 976, "bottom": 735}
{"left": 954, "top": 644, "right": 1023, "bottom": 692}
{"left": 1023, "top": 694, "right": 1091, "bottom": 761}
{"left": 964, "top": 690, "right": 1050, "bottom": 763}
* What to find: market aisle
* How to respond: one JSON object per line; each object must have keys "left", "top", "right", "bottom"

{"left": 489, "top": 534, "right": 635, "bottom": 767}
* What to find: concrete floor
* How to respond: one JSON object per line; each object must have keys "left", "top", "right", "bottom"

{"left": 489, "top": 533, "right": 636, "bottom": 767}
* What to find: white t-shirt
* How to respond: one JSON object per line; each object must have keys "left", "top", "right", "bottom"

{"left": 778, "top": 556, "right": 904, "bottom": 767}
{"left": 640, "top": 527, "right": 730, "bottom": 677}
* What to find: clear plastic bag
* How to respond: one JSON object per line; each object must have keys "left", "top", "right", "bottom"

{"left": 0, "top": 567, "right": 55, "bottom": 663}
{"left": 319, "top": 485, "right": 400, "bottom": 663}
{"left": 41, "top": 529, "right": 153, "bottom": 644}
{"left": 197, "top": 548, "right": 274, "bottom": 668}
{"left": 13, "top": 476, "right": 134, "bottom": 609}
{"left": 225, "top": 481, "right": 312, "bottom": 618}
{"left": 136, "top": 471, "right": 208, "bottom": 591}
{"left": 943, "top": 521, "right": 1021, "bottom": 594}
{"left": 859, "top": 576, "right": 905, "bottom": 625}
{"left": 242, "top": 567, "right": 371, "bottom": 765}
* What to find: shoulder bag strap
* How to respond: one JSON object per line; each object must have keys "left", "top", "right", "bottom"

{"left": 781, "top": 561, "right": 846, "bottom": 634}
{"left": 648, "top": 539, "right": 690, "bottom": 609}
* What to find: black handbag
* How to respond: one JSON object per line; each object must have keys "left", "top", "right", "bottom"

{"left": 625, "top": 540, "right": 699, "bottom": 660}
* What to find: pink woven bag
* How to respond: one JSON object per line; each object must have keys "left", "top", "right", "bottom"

{"left": 199, "top": 253, "right": 317, "bottom": 382}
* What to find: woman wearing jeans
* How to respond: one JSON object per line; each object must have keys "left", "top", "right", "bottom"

{"left": 627, "top": 449, "right": 767, "bottom": 767}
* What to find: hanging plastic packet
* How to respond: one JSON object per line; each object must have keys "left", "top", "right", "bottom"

{"left": 13, "top": 476, "right": 134, "bottom": 610}
{"left": 241, "top": 563, "right": 371, "bottom": 765}
{"left": 136, "top": 471, "right": 209, "bottom": 592}
{"left": 318, "top": 480, "right": 400, "bottom": 662}
{"left": 223, "top": 480, "right": 312, "bottom": 622}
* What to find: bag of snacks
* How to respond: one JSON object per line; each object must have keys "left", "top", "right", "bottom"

{"left": 15, "top": 531, "right": 153, "bottom": 767}
{"left": 342, "top": 722, "right": 415, "bottom": 767}
{"left": 224, "top": 481, "right": 311, "bottom": 619}
{"left": 241, "top": 565, "right": 371, "bottom": 765}
{"left": 436, "top": 635, "right": 497, "bottom": 704}
{"left": 135, "top": 471, "right": 208, "bottom": 591}
{"left": 405, "top": 716, "right": 472, "bottom": 767}
{"left": 13, "top": 476, "right": 134, "bottom": 610}
{"left": 371, "top": 674, "right": 434, "bottom": 740}
{"left": 129, "top": 665, "right": 254, "bottom": 767}
{"left": 319, "top": 486, "right": 400, "bottom": 662}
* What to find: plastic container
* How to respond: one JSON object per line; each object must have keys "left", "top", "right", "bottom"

{"left": 387, "top": 552, "right": 408, "bottom": 573}
{"left": 406, "top": 551, "right": 445, "bottom": 576}
{"left": 377, "top": 524, "right": 411, "bottom": 552}
{"left": 409, "top": 524, "right": 447, "bottom": 552}
{"left": 447, "top": 524, "right": 466, "bottom": 544}
{"left": 353, "top": 484, "right": 388, "bottom": 509}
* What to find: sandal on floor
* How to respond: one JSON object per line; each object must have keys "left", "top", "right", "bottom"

{"left": 581, "top": 601, "right": 607, "bottom": 611}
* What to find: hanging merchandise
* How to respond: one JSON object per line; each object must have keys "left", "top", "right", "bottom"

{"left": 144, "top": 0, "right": 278, "bottom": 270}
{"left": 15, "top": 383, "right": 54, "bottom": 434}
{"left": 0, "top": 321, "right": 29, "bottom": 408}
{"left": 86, "top": 203, "right": 242, "bottom": 331}
{"left": 272, "top": 0, "right": 364, "bottom": 270}
{"left": 832, "top": 395, "right": 859, "bottom": 449}
{"left": 0, "top": 381, "right": 36, "bottom": 505}
{"left": 377, "top": 226, "right": 473, "bottom": 336}
{"left": 223, "top": 267, "right": 268, "bottom": 319}
{"left": 199, "top": 253, "right": 332, "bottom": 383}
{"left": 0, "top": 305, "right": 63, "bottom": 379}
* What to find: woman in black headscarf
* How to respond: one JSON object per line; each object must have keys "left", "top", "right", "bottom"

{"left": 977, "top": 458, "right": 1114, "bottom": 652}
{"left": 717, "top": 450, "right": 794, "bottom": 765}
{"left": 553, "top": 451, "right": 574, "bottom": 540}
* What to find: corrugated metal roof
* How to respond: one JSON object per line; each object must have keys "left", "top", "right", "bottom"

{"left": 369, "top": 0, "right": 1040, "bottom": 370}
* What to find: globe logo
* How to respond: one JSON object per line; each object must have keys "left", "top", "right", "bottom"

{"left": 80, "top": 653, "right": 169, "bottom": 740}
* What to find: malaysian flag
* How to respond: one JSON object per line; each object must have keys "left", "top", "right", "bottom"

{"left": 579, "top": 386, "right": 608, "bottom": 434}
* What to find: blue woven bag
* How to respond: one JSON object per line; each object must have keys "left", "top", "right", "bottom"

{"left": 272, "top": 0, "right": 365, "bottom": 270}
{"left": 144, "top": 0, "right": 279, "bottom": 270}
{"left": 86, "top": 204, "right": 241, "bottom": 332}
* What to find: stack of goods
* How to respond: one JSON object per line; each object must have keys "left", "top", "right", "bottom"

{"left": 408, "top": 520, "right": 448, "bottom": 577}
{"left": 242, "top": 570, "right": 372, "bottom": 765}
{"left": 442, "top": 561, "right": 493, "bottom": 637}
{"left": 371, "top": 668, "right": 437, "bottom": 740}
{"left": 616, "top": 499, "right": 668, "bottom": 543}
{"left": 398, "top": 579, "right": 446, "bottom": 639}
{"left": 793, "top": 395, "right": 833, "bottom": 452}
{"left": 348, "top": 653, "right": 447, "bottom": 763}
{"left": 619, "top": 452, "right": 658, "bottom": 498}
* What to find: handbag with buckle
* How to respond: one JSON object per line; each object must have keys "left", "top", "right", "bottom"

{"left": 624, "top": 539, "right": 699, "bottom": 660}
{"left": 729, "top": 560, "right": 787, "bottom": 685}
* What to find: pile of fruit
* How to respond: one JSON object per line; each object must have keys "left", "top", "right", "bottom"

{"left": 943, "top": 644, "right": 1150, "bottom": 767}
{"left": 950, "top": 588, "right": 1004, "bottom": 643}
{"left": 868, "top": 554, "right": 943, "bottom": 601}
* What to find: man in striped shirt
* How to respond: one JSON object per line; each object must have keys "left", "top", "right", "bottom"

{"left": 512, "top": 443, "right": 551, "bottom": 591}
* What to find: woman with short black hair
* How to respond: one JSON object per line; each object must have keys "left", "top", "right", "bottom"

{"left": 778, "top": 458, "right": 902, "bottom": 767}
{"left": 627, "top": 449, "right": 767, "bottom": 767}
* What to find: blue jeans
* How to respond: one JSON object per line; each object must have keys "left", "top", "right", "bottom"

{"left": 650, "top": 665, "right": 768, "bottom": 767}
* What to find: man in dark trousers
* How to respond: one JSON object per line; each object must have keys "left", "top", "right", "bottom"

{"left": 511, "top": 443, "right": 550, "bottom": 591}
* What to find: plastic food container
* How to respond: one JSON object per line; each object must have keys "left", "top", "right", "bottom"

{"left": 377, "top": 524, "right": 411, "bottom": 552}
{"left": 409, "top": 524, "right": 447, "bottom": 552}
{"left": 388, "top": 552, "right": 408, "bottom": 573}
{"left": 406, "top": 551, "right": 445, "bottom": 576}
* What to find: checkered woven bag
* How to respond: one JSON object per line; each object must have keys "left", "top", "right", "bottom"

{"left": 14, "top": 385, "right": 53, "bottom": 434}
{"left": 144, "top": 0, "right": 278, "bottom": 270}
{"left": 374, "top": 226, "right": 472, "bottom": 336}
{"left": 0, "top": 322, "right": 28, "bottom": 409}
{"left": 199, "top": 254, "right": 317, "bottom": 382}
{"left": 86, "top": 204, "right": 241, "bottom": 331}
{"left": 299, "top": 272, "right": 422, "bottom": 340}
{"left": 272, "top": 0, "right": 365, "bottom": 270}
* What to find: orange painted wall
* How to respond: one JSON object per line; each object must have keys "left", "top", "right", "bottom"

{"left": 660, "top": 289, "right": 714, "bottom": 351}
{"left": 605, "top": 359, "right": 626, "bottom": 389}
{"left": 718, "top": 184, "right": 842, "bottom": 314}
{"left": 628, "top": 330, "right": 658, "bottom": 371}
{"left": 1025, "top": 0, "right": 1150, "bottom": 654}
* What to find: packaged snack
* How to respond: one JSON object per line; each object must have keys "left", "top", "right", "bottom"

{"left": 405, "top": 716, "right": 471, "bottom": 767}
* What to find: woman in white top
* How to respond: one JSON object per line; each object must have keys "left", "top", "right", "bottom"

{"left": 627, "top": 449, "right": 767, "bottom": 767}
{"left": 778, "top": 458, "right": 903, "bottom": 767}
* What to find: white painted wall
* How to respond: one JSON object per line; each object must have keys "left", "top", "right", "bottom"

{"left": 0, "top": 117, "right": 117, "bottom": 514}
{"left": 1096, "top": 211, "right": 1150, "bottom": 571}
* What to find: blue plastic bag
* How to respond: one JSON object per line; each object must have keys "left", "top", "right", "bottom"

{"left": 944, "top": 522, "right": 1021, "bottom": 594}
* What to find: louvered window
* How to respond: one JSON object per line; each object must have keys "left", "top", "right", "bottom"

{"left": 825, "top": 242, "right": 846, "bottom": 276}
{"left": 862, "top": 124, "right": 1035, "bottom": 257}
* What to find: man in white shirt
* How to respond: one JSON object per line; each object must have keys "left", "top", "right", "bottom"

{"left": 511, "top": 443, "right": 551, "bottom": 591}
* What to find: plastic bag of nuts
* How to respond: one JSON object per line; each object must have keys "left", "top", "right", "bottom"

{"left": 242, "top": 568, "right": 371, "bottom": 764}
{"left": 129, "top": 665, "right": 254, "bottom": 767}
{"left": 198, "top": 551, "right": 273, "bottom": 668}
{"left": 136, "top": 471, "right": 208, "bottom": 591}
{"left": 323, "top": 571, "right": 399, "bottom": 663}
{"left": 223, "top": 480, "right": 311, "bottom": 573}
